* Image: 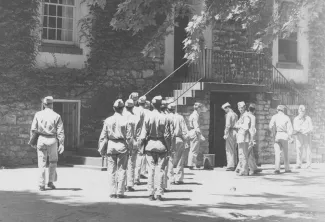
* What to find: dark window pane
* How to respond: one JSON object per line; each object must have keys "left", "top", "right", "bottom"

{"left": 57, "top": 29, "right": 62, "bottom": 40}
{"left": 43, "top": 4, "right": 48, "bottom": 15}
{"left": 57, "top": 6, "right": 63, "bottom": 16}
{"left": 49, "top": 29, "right": 56, "bottom": 40}
{"left": 42, "top": 28, "right": 48, "bottom": 39}
{"left": 50, "top": 0, "right": 58, "bottom": 3}
{"left": 49, "top": 5, "right": 56, "bottom": 16}
{"left": 66, "top": 0, "right": 74, "bottom": 5}
{"left": 58, "top": 0, "right": 63, "bottom": 4}
{"left": 66, "top": 30, "right": 73, "bottom": 41}
{"left": 68, "top": 19, "right": 73, "bottom": 30}
{"left": 57, "top": 17, "right": 62, "bottom": 28}
{"left": 49, "top": 17, "right": 56, "bottom": 28}
{"left": 279, "top": 39, "right": 297, "bottom": 63}
{"left": 66, "top": 7, "right": 73, "bottom": 18}
{"left": 44, "top": 0, "right": 49, "bottom": 2}
{"left": 42, "top": 16, "right": 48, "bottom": 27}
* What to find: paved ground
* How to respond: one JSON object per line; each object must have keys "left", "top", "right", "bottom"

{"left": 0, "top": 164, "right": 325, "bottom": 222}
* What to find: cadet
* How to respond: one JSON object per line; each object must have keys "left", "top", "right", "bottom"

{"left": 134, "top": 96, "right": 149, "bottom": 185}
{"left": 30, "top": 96, "right": 65, "bottom": 191}
{"left": 269, "top": 105, "right": 293, "bottom": 174}
{"left": 188, "top": 102, "right": 205, "bottom": 170}
{"left": 234, "top": 101, "right": 250, "bottom": 176}
{"left": 293, "top": 105, "right": 313, "bottom": 169}
{"left": 139, "top": 96, "right": 171, "bottom": 201}
{"left": 168, "top": 103, "right": 189, "bottom": 184}
{"left": 246, "top": 103, "right": 262, "bottom": 174}
{"left": 222, "top": 102, "right": 238, "bottom": 171}
{"left": 98, "top": 99, "right": 132, "bottom": 198}
{"left": 124, "top": 99, "right": 137, "bottom": 192}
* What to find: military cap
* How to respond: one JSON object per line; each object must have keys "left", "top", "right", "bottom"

{"left": 43, "top": 96, "right": 54, "bottom": 104}
{"left": 249, "top": 103, "right": 256, "bottom": 109}
{"left": 161, "top": 100, "right": 167, "bottom": 108}
{"left": 113, "top": 99, "right": 124, "bottom": 108}
{"left": 222, "top": 102, "right": 231, "bottom": 110}
{"left": 167, "top": 103, "right": 176, "bottom": 110}
{"left": 237, "top": 101, "right": 246, "bottom": 108}
{"left": 277, "top": 105, "right": 285, "bottom": 111}
{"left": 298, "top": 105, "right": 306, "bottom": 111}
{"left": 129, "top": 92, "right": 139, "bottom": 101}
{"left": 125, "top": 99, "right": 134, "bottom": 108}
{"left": 152, "top": 96, "right": 163, "bottom": 104}
{"left": 166, "top": 98, "right": 174, "bottom": 104}
{"left": 138, "top": 96, "right": 146, "bottom": 104}
{"left": 145, "top": 100, "right": 151, "bottom": 107}
{"left": 194, "top": 102, "right": 202, "bottom": 107}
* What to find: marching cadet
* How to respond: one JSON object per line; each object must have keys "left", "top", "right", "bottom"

{"left": 234, "top": 101, "right": 250, "bottom": 176}
{"left": 168, "top": 103, "right": 189, "bottom": 184}
{"left": 30, "top": 96, "right": 65, "bottom": 191}
{"left": 222, "top": 102, "right": 238, "bottom": 171}
{"left": 161, "top": 100, "right": 168, "bottom": 114}
{"left": 124, "top": 99, "right": 137, "bottom": 192}
{"left": 293, "top": 105, "right": 313, "bottom": 169}
{"left": 246, "top": 103, "right": 262, "bottom": 175}
{"left": 145, "top": 100, "right": 151, "bottom": 110}
{"left": 134, "top": 96, "right": 149, "bottom": 185}
{"left": 269, "top": 105, "right": 293, "bottom": 174}
{"left": 188, "top": 102, "right": 205, "bottom": 170}
{"left": 98, "top": 99, "right": 132, "bottom": 198}
{"left": 139, "top": 96, "right": 172, "bottom": 201}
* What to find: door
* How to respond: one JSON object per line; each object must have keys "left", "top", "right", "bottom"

{"left": 209, "top": 92, "right": 252, "bottom": 167}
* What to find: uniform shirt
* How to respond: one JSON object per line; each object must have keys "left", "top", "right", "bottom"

{"left": 269, "top": 112, "right": 293, "bottom": 141}
{"left": 30, "top": 108, "right": 65, "bottom": 146}
{"left": 235, "top": 111, "right": 251, "bottom": 143}
{"left": 133, "top": 106, "right": 148, "bottom": 139}
{"left": 99, "top": 112, "right": 132, "bottom": 154}
{"left": 246, "top": 112, "right": 256, "bottom": 142}
{"left": 224, "top": 109, "right": 238, "bottom": 138}
{"left": 124, "top": 110, "right": 137, "bottom": 140}
{"left": 172, "top": 113, "right": 189, "bottom": 140}
{"left": 189, "top": 110, "right": 201, "bottom": 134}
{"left": 140, "top": 109, "right": 172, "bottom": 152}
{"left": 293, "top": 115, "right": 313, "bottom": 135}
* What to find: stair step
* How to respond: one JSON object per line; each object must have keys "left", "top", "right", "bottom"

{"left": 77, "top": 147, "right": 101, "bottom": 157}
{"left": 65, "top": 155, "right": 104, "bottom": 167}
{"left": 181, "top": 82, "right": 204, "bottom": 90}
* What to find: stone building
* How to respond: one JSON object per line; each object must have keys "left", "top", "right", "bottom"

{"left": 0, "top": 0, "right": 324, "bottom": 168}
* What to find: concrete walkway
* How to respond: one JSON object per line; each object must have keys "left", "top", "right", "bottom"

{"left": 0, "top": 164, "right": 324, "bottom": 222}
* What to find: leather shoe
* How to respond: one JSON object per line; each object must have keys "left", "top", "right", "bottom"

{"left": 126, "top": 186, "right": 135, "bottom": 192}
{"left": 149, "top": 195, "right": 156, "bottom": 201}
{"left": 116, "top": 194, "right": 126, "bottom": 199}
{"left": 109, "top": 194, "right": 117, "bottom": 198}
{"left": 156, "top": 195, "right": 163, "bottom": 201}
{"left": 47, "top": 182, "right": 56, "bottom": 189}
{"left": 274, "top": 170, "right": 281, "bottom": 174}
{"left": 39, "top": 186, "right": 46, "bottom": 191}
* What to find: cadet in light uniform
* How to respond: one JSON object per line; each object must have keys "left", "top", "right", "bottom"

{"left": 188, "top": 102, "right": 205, "bottom": 169}
{"left": 269, "top": 105, "right": 293, "bottom": 174}
{"left": 30, "top": 96, "right": 65, "bottom": 191}
{"left": 98, "top": 99, "right": 132, "bottom": 198}
{"left": 134, "top": 96, "right": 150, "bottom": 185}
{"left": 246, "top": 104, "right": 262, "bottom": 175}
{"left": 168, "top": 103, "right": 189, "bottom": 184}
{"left": 234, "top": 101, "right": 251, "bottom": 176}
{"left": 222, "top": 102, "right": 238, "bottom": 171}
{"left": 293, "top": 105, "right": 313, "bottom": 169}
{"left": 140, "top": 96, "right": 172, "bottom": 201}
{"left": 124, "top": 99, "right": 137, "bottom": 192}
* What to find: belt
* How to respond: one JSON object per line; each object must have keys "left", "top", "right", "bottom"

{"left": 148, "top": 137, "right": 164, "bottom": 140}
{"left": 39, "top": 134, "right": 56, "bottom": 138}
{"left": 109, "top": 138, "right": 125, "bottom": 141}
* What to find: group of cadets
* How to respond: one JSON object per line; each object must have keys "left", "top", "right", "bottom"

{"left": 98, "top": 92, "right": 193, "bottom": 201}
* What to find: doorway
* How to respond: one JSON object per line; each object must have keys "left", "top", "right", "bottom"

{"left": 209, "top": 92, "right": 253, "bottom": 167}
{"left": 52, "top": 100, "right": 80, "bottom": 151}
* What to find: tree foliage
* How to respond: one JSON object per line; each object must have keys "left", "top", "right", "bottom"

{"left": 87, "top": 0, "right": 325, "bottom": 61}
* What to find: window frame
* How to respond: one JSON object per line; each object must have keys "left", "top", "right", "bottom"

{"left": 278, "top": 32, "right": 298, "bottom": 63}
{"left": 41, "top": 0, "right": 76, "bottom": 45}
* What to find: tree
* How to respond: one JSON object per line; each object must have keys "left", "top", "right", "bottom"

{"left": 86, "top": 0, "right": 325, "bottom": 61}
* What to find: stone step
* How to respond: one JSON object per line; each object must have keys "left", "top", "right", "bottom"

{"left": 181, "top": 82, "right": 204, "bottom": 91}
{"left": 65, "top": 155, "right": 105, "bottom": 167}
{"left": 77, "top": 147, "right": 101, "bottom": 157}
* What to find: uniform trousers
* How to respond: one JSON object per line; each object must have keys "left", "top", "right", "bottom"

{"left": 225, "top": 134, "right": 237, "bottom": 168}
{"left": 126, "top": 148, "right": 137, "bottom": 187}
{"left": 107, "top": 152, "right": 128, "bottom": 195}
{"left": 37, "top": 137, "right": 58, "bottom": 187}
{"left": 274, "top": 139, "right": 290, "bottom": 171}
{"left": 237, "top": 142, "right": 249, "bottom": 175}
{"left": 163, "top": 154, "right": 174, "bottom": 189}
{"left": 135, "top": 153, "right": 148, "bottom": 182}
{"left": 188, "top": 131, "right": 200, "bottom": 167}
{"left": 295, "top": 134, "right": 312, "bottom": 167}
{"left": 146, "top": 151, "right": 167, "bottom": 196}
{"left": 173, "top": 137, "right": 186, "bottom": 182}
{"left": 247, "top": 144, "right": 258, "bottom": 172}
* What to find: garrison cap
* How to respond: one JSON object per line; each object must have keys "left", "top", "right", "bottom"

{"left": 249, "top": 103, "right": 256, "bottom": 109}
{"left": 277, "top": 105, "right": 285, "bottom": 111}
{"left": 237, "top": 101, "right": 246, "bottom": 108}
{"left": 194, "top": 102, "right": 202, "bottom": 107}
{"left": 161, "top": 100, "right": 167, "bottom": 108}
{"left": 167, "top": 103, "right": 176, "bottom": 110}
{"left": 113, "top": 99, "right": 124, "bottom": 108}
{"left": 43, "top": 96, "right": 54, "bottom": 104}
{"left": 152, "top": 96, "right": 163, "bottom": 104}
{"left": 166, "top": 98, "right": 174, "bottom": 104}
{"left": 222, "top": 102, "right": 231, "bottom": 110}
{"left": 138, "top": 96, "right": 146, "bottom": 104}
{"left": 129, "top": 92, "right": 139, "bottom": 101}
{"left": 125, "top": 99, "right": 134, "bottom": 108}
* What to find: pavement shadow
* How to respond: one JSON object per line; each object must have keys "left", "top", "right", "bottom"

{"left": 166, "top": 189, "right": 193, "bottom": 193}
{"left": 49, "top": 188, "right": 82, "bottom": 191}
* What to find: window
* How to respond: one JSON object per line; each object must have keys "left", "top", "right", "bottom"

{"left": 41, "top": 0, "right": 75, "bottom": 43}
